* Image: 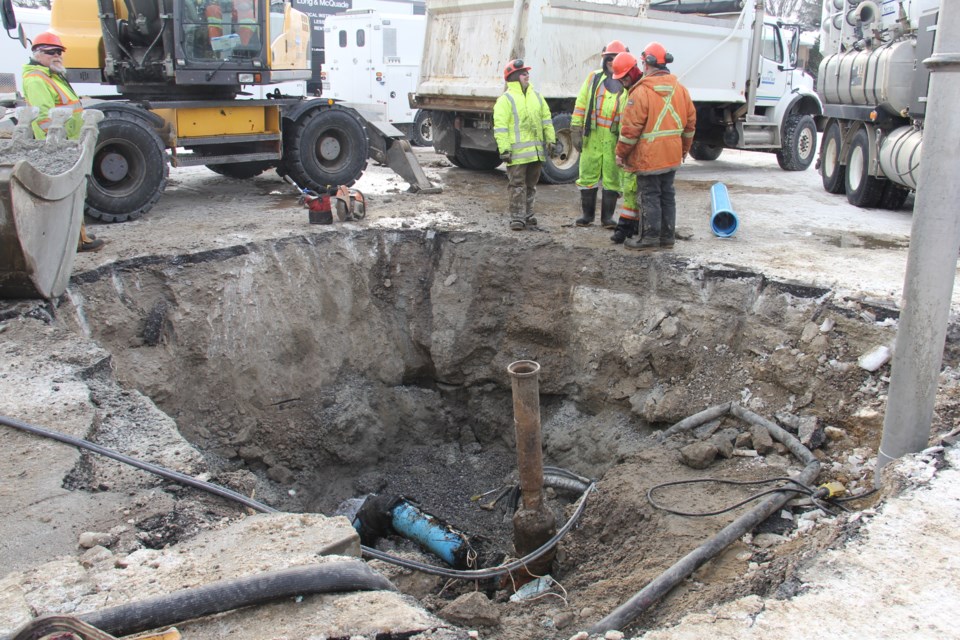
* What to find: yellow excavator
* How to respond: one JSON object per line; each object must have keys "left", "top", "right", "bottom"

{"left": 0, "top": 0, "right": 436, "bottom": 222}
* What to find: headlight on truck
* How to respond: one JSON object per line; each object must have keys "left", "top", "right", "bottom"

{"left": 238, "top": 73, "right": 255, "bottom": 84}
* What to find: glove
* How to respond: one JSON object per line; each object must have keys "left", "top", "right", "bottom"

{"left": 571, "top": 130, "right": 583, "bottom": 152}
{"left": 500, "top": 150, "right": 512, "bottom": 163}
{"left": 546, "top": 142, "right": 556, "bottom": 157}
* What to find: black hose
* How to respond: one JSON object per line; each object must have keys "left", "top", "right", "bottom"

{"left": 76, "top": 562, "right": 396, "bottom": 637}
{"left": 0, "top": 414, "right": 279, "bottom": 515}
{"left": 590, "top": 402, "right": 819, "bottom": 634}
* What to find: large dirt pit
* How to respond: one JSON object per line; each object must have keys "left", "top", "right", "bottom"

{"left": 2, "top": 153, "right": 959, "bottom": 639}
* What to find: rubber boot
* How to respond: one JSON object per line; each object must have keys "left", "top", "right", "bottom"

{"left": 575, "top": 188, "right": 598, "bottom": 226}
{"left": 600, "top": 190, "right": 619, "bottom": 229}
{"left": 610, "top": 218, "right": 637, "bottom": 244}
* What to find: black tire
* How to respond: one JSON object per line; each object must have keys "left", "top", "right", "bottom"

{"left": 410, "top": 110, "right": 433, "bottom": 147}
{"left": 819, "top": 121, "right": 845, "bottom": 194}
{"left": 206, "top": 161, "right": 275, "bottom": 179}
{"left": 689, "top": 141, "right": 723, "bottom": 161}
{"left": 845, "top": 128, "right": 885, "bottom": 208}
{"left": 445, "top": 153, "right": 465, "bottom": 168}
{"left": 540, "top": 112, "right": 579, "bottom": 184}
{"left": 282, "top": 105, "right": 369, "bottom": 191}
{"left": 455, "top": 147, "right": 502, "bottom": 170}
{"left": 776, "top": 113, "right": 817, "bottom": 171}
{"left": 85, "top": 111, "right": 169, "bottom": 222}
{"left": 879, "top": 180, "right": 911, "bottom": 210}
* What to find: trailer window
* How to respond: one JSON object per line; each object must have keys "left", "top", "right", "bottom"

{"left": 762, "top": 24, "right": 783, "bottom": 64}
{"left": 356, "top": 29, "right": 366, "bottom": 47}
{"left": 339, "top": 30, "right": 347, "bottom": 47}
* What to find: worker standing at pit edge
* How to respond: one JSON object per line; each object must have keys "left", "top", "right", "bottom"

{"left": 614, "top": 42, "right": 696, "bottom": 251}
{"left": 571, "top": 40, "right": 629, "bottom": 231}
{"left": 22, "top": 31, "right": 105, "bottom": 252}
{"left": 494, "top": 59, "right": 556, "bottom": 231}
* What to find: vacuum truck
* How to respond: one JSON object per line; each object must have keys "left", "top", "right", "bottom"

{"left": 410, "top": 0, "right": 822, "bottom": 183}
{"left": 815, "top": 0, "right": 940, "bottom": 209}
{"left": 0, "top": 0, "right": 435, "bottom": 222}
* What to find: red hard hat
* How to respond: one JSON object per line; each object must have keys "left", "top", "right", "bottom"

{"left": 610, "top": 52, "right": 638, "bottom": 80}
{"left": 32, "top": 32, "right": 66, "bottom": 51}
{"left": 503, "top": 58, "right": 531, "bottom": 81}
{"left": 601, "top": 40, "right": 629, "bottom": 56}
{"left": 641, "top": 41, "right": 673, "bottom": 66}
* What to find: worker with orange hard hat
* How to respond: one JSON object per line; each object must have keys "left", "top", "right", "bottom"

{"left": 613, "top": 42, "right": 696, "bottom": 251}
{"left": 22, "top": 31, "right": 105, "bottom": 252}
{"left": 571, "top": 39, "right": 631, "bottom": 235}
{"left": 493, "top": 59, "right": 556, "bottom": 231}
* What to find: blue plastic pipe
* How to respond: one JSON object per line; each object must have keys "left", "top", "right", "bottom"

{"left": 389, "top": 501, "right": 472, "bottom": 568}
{"left": 709, "top": 182, "right": 739, "bottom": 237}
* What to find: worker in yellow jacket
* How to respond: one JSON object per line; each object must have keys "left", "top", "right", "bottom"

{"left": 493, "top": 59, "right": 556, "bottom": 230}
{"left": 571, "top": 40, "right": 629, "bottom": 230}
{"left": 22, "top": 32, "right": 105, "bottom": 252}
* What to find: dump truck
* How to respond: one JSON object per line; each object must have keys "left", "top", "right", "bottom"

{"left": 410, "top": 0, "right": 822, "bottom": 183}
{"left": 815, "top": 0, "right": 940, "bottom": 209}
{"left": 0, "top": 0, "right": 436, "bottom": 223}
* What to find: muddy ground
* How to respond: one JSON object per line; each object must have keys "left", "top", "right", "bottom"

{"left": 2, "top": 148, "right": 959, "bottom": 639}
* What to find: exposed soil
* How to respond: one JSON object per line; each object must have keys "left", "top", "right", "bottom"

{"left": 2, "top": 148, "right": 959, "bottom": 639}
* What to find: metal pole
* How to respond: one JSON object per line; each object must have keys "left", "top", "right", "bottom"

{"left": 876, "top": 2, "right": 960, "bottom": 477}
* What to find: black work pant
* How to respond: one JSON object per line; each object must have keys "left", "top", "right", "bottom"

{"left": 637, "top": 171, "right": 676, "bottom": 242}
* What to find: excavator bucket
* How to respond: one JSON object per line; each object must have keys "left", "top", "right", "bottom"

{"left": 363, "top": 118, "right": 442, "bottom": 194}
{"left": 0, "top": 107, "right": 103, "bottom": 300}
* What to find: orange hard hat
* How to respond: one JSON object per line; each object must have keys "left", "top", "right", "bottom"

{"left": 601, "top": 40, "right": 629, "bottom": 56}
{"left": 32, "top": 31, "right": 66, "bottom": 51}
{"left": 610, "top": 52, "right": 638, "bottom": 80}
{"left": 503, "top": 58, "right": 531, "bottom": 81}
{"left": 641, "top": 41, "right": 673, "bottom": 66}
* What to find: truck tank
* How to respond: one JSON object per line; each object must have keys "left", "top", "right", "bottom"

{"left": 817, "top": 39, "right": 918, "bottom": 113}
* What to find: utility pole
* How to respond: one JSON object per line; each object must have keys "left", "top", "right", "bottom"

{"left": 876, "top": 1, "right": 960, "bottom": 478}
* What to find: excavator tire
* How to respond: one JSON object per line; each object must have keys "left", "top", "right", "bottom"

{"left": 85, "top": 110, "right": 169, "bottom": 223}
{"left": 282, "top": 105, "right": 369, "bottom": 191}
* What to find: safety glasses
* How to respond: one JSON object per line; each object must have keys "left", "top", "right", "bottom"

{"left": 36, "top": 48, "right": 64, "bottom": 56}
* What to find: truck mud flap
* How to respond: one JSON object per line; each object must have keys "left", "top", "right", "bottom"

{"left": 364, "top": 119, "right": 442, "bottom": 194}
{"left": 0, "top": 108, "right": 104, "bottom": 300}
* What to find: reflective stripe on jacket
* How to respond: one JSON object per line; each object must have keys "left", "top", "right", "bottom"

{"left": 21, "top": 62, "right": 83, "bottom": 140}
{"left": 615, "top": 71, "right": 696, "bottom": 175}
{"left": 572, "top": 69, "right": 625, "bottom": 134}
{"left": 493, "top": 81, "right": 556, "bottom": 166}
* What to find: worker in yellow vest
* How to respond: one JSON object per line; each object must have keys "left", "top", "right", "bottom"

{"left": 22, "top": 32, "right": 105, "bottom": 252}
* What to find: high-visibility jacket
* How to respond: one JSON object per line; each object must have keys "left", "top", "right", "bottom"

{"left": 616, "top": 70, "right": 696, "bottom": 175}
{"left": 21, "top": 62, "right": 83, "bottom": 140}
{"left": 493, "top": 81, "right": 556, "bottom": 166}
{"left": 572, "top": 69, "right": 626, "bottom": 190}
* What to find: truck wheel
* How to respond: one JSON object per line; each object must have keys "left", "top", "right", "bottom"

{"left": 879, "top": 181, "right": 911, "bottom": 210}
{"left": 411, "top": 110, "right": 433, "bottom": 147}
{"left": 283, "top": 105, "right": 369, "bottom": 190}
{"left": 206, "top": 161, "right": 275, "bottom": 179}
{"left": 776, "top": 114, "right": 817, "bottom": 171}
{"left": 540, "top": 112, "right": 579, "bottom": 184}
{"left": 455, "top": 147, "right": 502, "bottom": 170}
{"left": 445, "top": 154, "right": 465, "bottom": 168}
{"left": 85, "top": 111, "right": 169, "bottom": 223}
{"left": 845, "top": 128, "right": 884, "bottom": 208}
{"left": 819, "top": 121, "right": 845, "bottom": 194}
{"left": 689, "top": 141, "right": 723, "bottom": 161}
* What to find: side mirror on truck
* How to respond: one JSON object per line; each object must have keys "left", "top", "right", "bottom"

{"left": 1, "top": 0, "right": 16, "bottom": 33}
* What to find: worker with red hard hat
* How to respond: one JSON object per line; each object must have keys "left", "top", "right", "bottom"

{"left": 493, "top": 58, "right": 556, "bottom": 231}
{"left": 613, "top": 42, "right": 696, "bottom": 251}
{"left": 22, "top": 31, "right": 106, "bottom": 252}
{"left": 570, "top": 39, "right": 631, "bottom": 235}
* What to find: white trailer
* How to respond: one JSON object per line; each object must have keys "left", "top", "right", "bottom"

{"left": 815, "top": 0, "right": 940, "bottom": 209}
{"left": 323, "top": 10, "right": 432, "bottom": 145}
{"left": 410, "top": 0, "right": 821, "bottom": 183}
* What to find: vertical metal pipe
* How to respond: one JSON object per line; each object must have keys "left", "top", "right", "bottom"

{"left": 508, "top": 360, "right": 545, "bottom": 511}
{"left": 877, "top": 3, "right": 960, "bottom": 478}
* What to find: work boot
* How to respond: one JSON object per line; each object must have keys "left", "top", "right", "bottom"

{"left": 600, "top": 189, "right": 619, "bottom": 229}
{"left": 610, "top": 218, "right": 637, "bottom": 244}
{"left": 624, "top": 235, "right": 659, "bottom": 251}
{"left": 575, "top": 188, "right": 598, "bottom": 226}
{"left": 526, "top": 216, "right": 537, "bottom": 227}
{"left": 510, "top": 219, "right": 526, "bottom": 231}
{"left": 79, "top": 237, "right": 106, "bottom": 252}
